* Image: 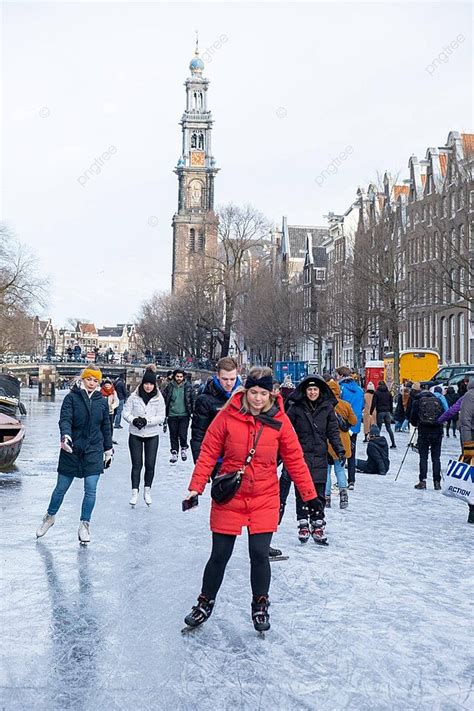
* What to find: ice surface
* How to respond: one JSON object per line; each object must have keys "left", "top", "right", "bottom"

{"left": 1, "top": 390, "right": 472, "bottom": 710}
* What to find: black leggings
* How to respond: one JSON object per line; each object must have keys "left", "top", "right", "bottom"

{"left": 128, "top": 434, "right": 159, "bottom": 488}
{"left": 201, "top": 531, "right": 272, "bottom": 600}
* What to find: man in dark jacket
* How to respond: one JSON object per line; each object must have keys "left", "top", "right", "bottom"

{"left": 113, "top": 372, "right": 128, "bottom": 428}
{"left": 163, "top": 369, "right": 195, "bottom": 463}
{"left": 370, "top": 380, "right": 396, "bottom": 448}
{"left": 356, "top": 425, "right": 390, "bottom": 475}
{"left": 459, "top": 380, "right": 474, "bottom": 445}
{"left": 280, "top": 375, "right": 344, "bottom": 545}
{"left": 410, "top": 389, "right": 444, "bottom": 490}
{"left": 190, "top": 357, "right": 240, "bottom": 463}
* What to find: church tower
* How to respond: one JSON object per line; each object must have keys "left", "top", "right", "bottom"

{"left": 171, "top": 39, "right": 220, "bottom": 291}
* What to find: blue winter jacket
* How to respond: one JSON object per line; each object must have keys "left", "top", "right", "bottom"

{"left": 339, "top": 378, "right": 364, "bottom": 434}
{"left": 57, "top": 384, "right": 112, "bottom": 478}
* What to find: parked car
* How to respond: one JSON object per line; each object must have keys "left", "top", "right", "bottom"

{"left": 446, "top": 371, "right": 474, "bottom": 390}
{"left": 421, "top": 364, "right": 474, "bottom": 389}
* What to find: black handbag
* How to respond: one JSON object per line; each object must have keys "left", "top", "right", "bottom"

{"left": 211, "top": 425, "right": 264, "bottom": 505}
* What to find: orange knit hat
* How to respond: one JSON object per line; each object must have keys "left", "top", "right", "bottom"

{"left": 81, "top": 367, "right": 102, "bottom": 381}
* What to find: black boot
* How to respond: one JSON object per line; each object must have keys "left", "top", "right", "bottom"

{"left": 252, "top": 595, "right": 270, "bottom": 632}
{"left": 184, "top": 594, "right": 215, "bottom": 628}
{"left": 414, "top": 480, "right": 426, "bottom": 490}
{"left": 434, "top": 481, "right": 441, "bottom": 490}
{"left": 468, "top": 506, "right": 474, "bottom": 524}
{"left": 268, "top": 546, "right": 282, "bottom": 558}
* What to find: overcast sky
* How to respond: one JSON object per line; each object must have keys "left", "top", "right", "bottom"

{"left": 2, "top": 1, "right": 472, "bottom": 327}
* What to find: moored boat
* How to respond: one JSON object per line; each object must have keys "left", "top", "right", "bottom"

{"left": 0, "top": 413, "right": 26, "bottom": 468}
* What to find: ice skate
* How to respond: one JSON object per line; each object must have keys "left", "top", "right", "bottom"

{"left": 170, "top": 450, "right": 178, "bottom": 464}
{"left": 252, "top": 595, "right": 270, "bottom": 633}
{"left": 36, "top": 513, "right": 55, "bottom": 539}
{"left": 414, "top": 480, "right": 426, "bottom": 490}
{"left": 129, "top": 489, "right": 139, "bottom": 506}
{"left": 78, "top": 521, "right": 90, "bottom": 545}
{"left": 310, "top": 519, "right": 328, "bottom": 546}
{"left": 181, "top": 447, "right": 188, "bottom": 462}
{"left": 433, "top": 481, "right": 441, "bottom": 491}
{"left": 468, "top": 508, "right": 474, "bottom": 524}
{"left": 325, "top": 495, "right": 331, "bottom": 508}
{"left": 144, "top": 487, "right": 152, "bottom": 506}
{"left": 183, "top": 594, "right": 215, "bottom": 631}
{"left": 268, "top": 545, "right": 282, "bottom": 557}
{"left": 339, "top": 488, "right": 349, "bottom": 509}
{"left": 348, "top": 483, "right": 354, "bottom": 491}
{"left": 297, "top": 519, "right": 310, "bottom": 543}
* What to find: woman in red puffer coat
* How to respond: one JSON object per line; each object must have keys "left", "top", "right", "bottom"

{"left": 182, "top": 367, "right": 318, "bottom": 633}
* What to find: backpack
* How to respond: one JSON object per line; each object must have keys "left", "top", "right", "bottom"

{"left": 418, "top": 396, "right": 443, "bottom": 425}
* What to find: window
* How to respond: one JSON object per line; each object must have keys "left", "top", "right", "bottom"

{"left": 315, "top": 268, "right": 326, "bottom": 280}
{"left": 442, "top": 196, "right": 447, "bottom": 217}
{"left": 441, "top": 317, "right": 447, "bottom": 362}
{"left": 459, "top": 313, "right": 465, "bottom": 363}
{"left": 450, "top": 315, "right": 456, "bottom": 362}
{"left": 198, "top": 232, "right": 205, "bottom": 251}
{"left": 427, "top": 204, "right": 432, "bottom": 226}
{"left": 450, "top": 192, "right": 456, "bottom": 218}
{"left": 189, "top": 228, "right": 196, "bottom": 251}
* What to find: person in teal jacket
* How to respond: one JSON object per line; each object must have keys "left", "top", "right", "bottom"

{"left": 336, "top": 367, "right": 364, "bottom": 490}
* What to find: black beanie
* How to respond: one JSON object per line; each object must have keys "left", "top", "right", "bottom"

{"left": 142, "top": 369, "right": 157, "bottom": 386}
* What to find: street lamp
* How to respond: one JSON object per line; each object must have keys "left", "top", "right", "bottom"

{"left": 211, "top": 328, "right": 219, "bottom": 360}
{"left": 370, "top": 330, "right": 378, "bottom": 360}
{"left": 326, "top": 337, "right": 334, "bottom": 373}
{"left": 276, "top": 336, "right": 282, "bottom": 362}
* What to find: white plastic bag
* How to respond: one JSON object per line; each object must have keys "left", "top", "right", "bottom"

{"left": 442, "top": 459, "right": 474, "bottom": 505}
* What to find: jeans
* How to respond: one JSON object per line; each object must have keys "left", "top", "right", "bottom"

{"left": 326, "top": 459, "right": 348, "bottom": 495}
{"left": 168, "top": 416, "right": 189, "bottom": 452}
{"left": 128, "top": 434, "right": 159, "bottom": 488}
{"left": 114, "top": 399, "right": 124, "bottom": 426}
{"left": 279, "top": 471, "right": 326, "bottom": 522}
{"left": 347, "top": 433, "right": 357, "bottom": 484}
{"left": 417, "top": 430, "right": 442, "bottom": 482}
{"left": 201, "top": 531, "right": 272, "bottom": 599}
{"left": 376, "top": 412, "right": 395, "bottom": 447}
{"left": 47, "top": 473, "right": 100, "bottom": 522}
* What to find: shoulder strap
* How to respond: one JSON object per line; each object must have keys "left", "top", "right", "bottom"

{"left": 241, "top": 424, "right": 265, "bottom": 472}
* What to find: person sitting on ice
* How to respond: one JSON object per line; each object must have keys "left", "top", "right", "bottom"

{"left": 355, "top": 424, "right": 390, "bottom": 476}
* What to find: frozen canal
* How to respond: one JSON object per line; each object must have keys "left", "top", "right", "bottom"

{"left": 1, "top": 389, "right": 472, "bottom": 710}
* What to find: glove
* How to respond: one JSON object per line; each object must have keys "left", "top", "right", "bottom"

{"left": 132, "top": 417, "right": 146, "bottom": 429}
{"left": 60, "top": 435, "right": 73, "bottom": 453}
{"left": 162, "top": 418, "right": 168, "bottom": 433}
{"left": 138, "top": 417, "right": 147, "bottom": 429}
{"left": 339, "top": 455, "right": 346, "bottom": 468}
{"left": 104, "top": 449, "right": 114, "bottom": 469}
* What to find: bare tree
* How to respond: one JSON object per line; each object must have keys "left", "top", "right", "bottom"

{"left": 0, "top": 224, "right": 48, "bottom": 354}
{"left": 211, "top": 204, "right": 272, "bottom": 356}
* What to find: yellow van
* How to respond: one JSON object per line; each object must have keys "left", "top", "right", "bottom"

{"left": 384, "top": 349, "right": 440, "bottom": 389}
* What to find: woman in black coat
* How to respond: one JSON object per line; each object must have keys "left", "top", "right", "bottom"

{"left": 280, "top": 375, "right": 344, "bottom": 545}
{"left": 36, "top": 367, "right": 113, "bottom": 544}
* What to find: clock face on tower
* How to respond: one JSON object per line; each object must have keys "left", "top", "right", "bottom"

{"left": 190, "top": 151, "right": 205, "bottom": 167}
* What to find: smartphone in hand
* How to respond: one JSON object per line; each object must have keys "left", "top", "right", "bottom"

{"left": 182, "top": 495, "right": 199, "bottom": 512}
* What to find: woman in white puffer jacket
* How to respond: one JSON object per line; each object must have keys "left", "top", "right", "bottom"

{"left": 123, "top": 369, "right": 165, "bottom": 506}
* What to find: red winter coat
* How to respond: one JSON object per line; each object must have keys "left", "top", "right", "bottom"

{"left": 189, "top": 392, "right": 316, "bottom": 535}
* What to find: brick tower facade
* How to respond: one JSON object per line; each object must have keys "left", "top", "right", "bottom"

{"left": 171, "top": 41, "right": 220, "bottom": 291}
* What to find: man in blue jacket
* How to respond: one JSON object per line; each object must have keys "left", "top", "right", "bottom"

{"left": 336, "top": 367, "right": 364, "bottom": 490}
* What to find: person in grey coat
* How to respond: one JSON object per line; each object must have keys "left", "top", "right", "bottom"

{"left": 459, "top": 380, "right": 474, "bottom": 445}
